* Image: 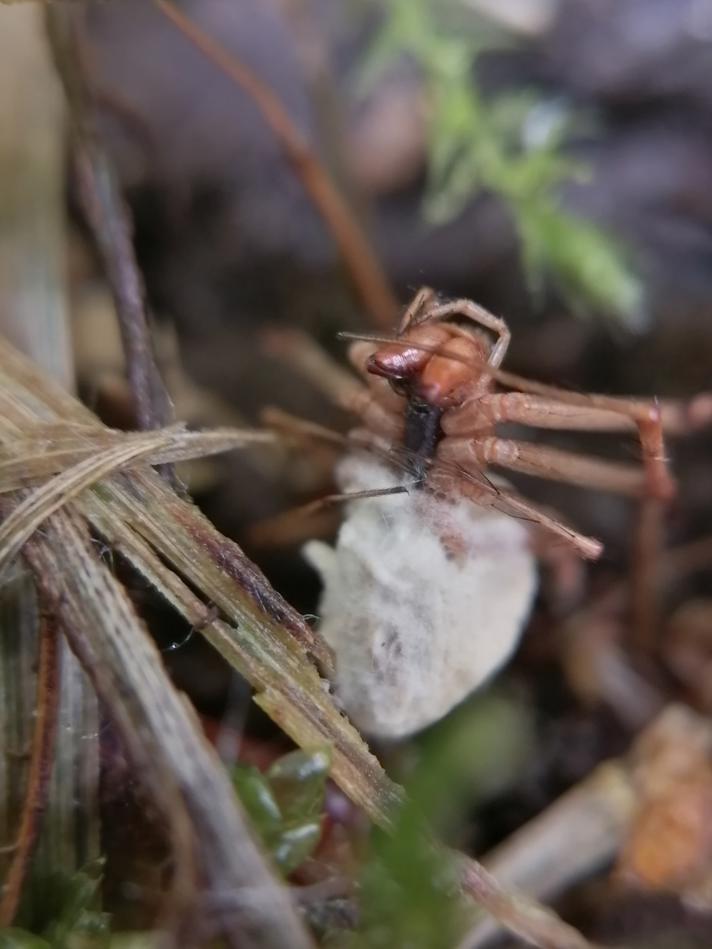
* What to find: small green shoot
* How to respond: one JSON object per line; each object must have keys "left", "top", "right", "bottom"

{"left": 231, "top": 747, "right": 332, "bottom": 876}
{"left": 358, "top": 0, "right": 643, "bottom": 325}
{"left": 3, "top": 860, "right": 110, "bottom": 949}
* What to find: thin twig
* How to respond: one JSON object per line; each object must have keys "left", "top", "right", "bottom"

{"left": 457, "top": 763, "right": 635, "bottom": 949}
{"left": 46, "top": 9, "right": 174, "bottom": 439}
{"left": 153, "top": 0, "right": 399, "bottom": 330}
{"left": 457, "top": 855, "right": 601, "bottom": 949}
{"left": 0, "top": 608, "right": 60, "bottom": 926}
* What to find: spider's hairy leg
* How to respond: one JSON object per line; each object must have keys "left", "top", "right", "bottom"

{"left": 443, "top": 392, "right": 640, "bottom": 435}
{"left": 428, "top": 464, "right": 602, "bottom": 560}
{"left": 262, "top": 327, "right": 364, "bottom": 407}
{"left": 344, "top": 389, "right": 405, "bottom": 440}
{"left": 398, "top": 285, "right": 437, "bottom": 333}
{"left": 477, "top": 370, "right": 676, "bottom": 502}
{"left": 438, "top": 436, "right": 647, "bottom": 496}
{"left": 424, "top": 298, "right": 511, "bottom": 368}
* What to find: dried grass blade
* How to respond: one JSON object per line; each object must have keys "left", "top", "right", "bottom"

{"left": 82, "top": 482, "right": 399, "bottom": 823}
{"left": 0, "top": 426, "right": 275, "bottom": 492}
{"left": 0, "top": 432, "right": 170, "bottom": 572}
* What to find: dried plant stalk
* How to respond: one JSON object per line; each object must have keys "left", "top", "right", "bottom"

{"left": 0, "top": 3, "right": 99, "bottom": 916}
{"left": 0, "top": 426, "right": 275, "bottom": 569}
{"left": 0, "top": 424, "right": 273, "bottom": 492}
{"left": 0, "top": 336, "right": 393, "bottom": 816}
{"left": 459, "top": 763, "right": 635, "bottom": 948}
{"left": 23, "top": 506, "right": 314, "bottom": 948}
{"left": 46, "top": 6, "right": 174, "bottom": 436}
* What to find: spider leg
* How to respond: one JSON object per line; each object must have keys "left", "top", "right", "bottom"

{"left": 443, "top": 389, "right": 674, "bottom": 501}
{"left": 447, "top": 390, "right": 712, "bottom": 437}
{"left": 475, "top": 371, "right": 675, "bottom": 500}
{"left": 262, "top": 327, "right": 364, "bottom": 406}
{"left": 441, "top": 385, "right": 681, "bottom": 651}
{"left": 261, "top": 406, "right": 348, "bottom": 450}
{"left": 398, "top": 286, "right": 437, "bottom": 333}
{"left": 439, "top": 435, "right": 647, "bottom": 496}
{"left": 428, "top": 463, "right": 602, "bottom": 560}
{"left": 248, "top": 485, "right": 408, "bottom": 549}
{"left": 263, "top": 328, "right": 405, "bottom": 435}
{"left": 438, "top": 432, "right": 662, "bottom": 636}
{"left": 343, "top": 389, "right": 405, "bottom": 439}
{"left": 424, "top": 298, "right": 511, "bottom": 368}
{"left": 445, "top": 392, "right": 638, "bottom": 434}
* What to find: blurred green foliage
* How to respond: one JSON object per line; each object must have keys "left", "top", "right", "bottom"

{"left": 1, "top": 860, "right": 110, "bottom": 949}
{"left": 231, "top": 747, "right": 331, "bottom": 876}
{"left": 359, "top": 0, "right": 643, "bottom": 324}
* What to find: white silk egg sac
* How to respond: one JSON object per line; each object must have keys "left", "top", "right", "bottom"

{"left": 303, "top": 455, "right": 538, "bottom": 739}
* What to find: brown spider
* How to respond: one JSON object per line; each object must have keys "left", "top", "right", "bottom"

{"left": 337, "top": 286, "right": 678, "bottom": 560}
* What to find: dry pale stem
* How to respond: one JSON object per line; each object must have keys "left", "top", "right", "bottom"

{"left": 458, "top": 856, "right": 604, "bottom": 949}
{"left": 459, "top": 763, "right": 636, "bottom": 948}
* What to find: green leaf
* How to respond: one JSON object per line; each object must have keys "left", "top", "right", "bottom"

{"left": 231, "top": 764, "right": 283, "bottom": 835}
{"left": 271, "top": 821, "right": 323, "bottom": 876}
{"left": 43, "top": 862, "right": 106, "bottom": 948}
{"left": 267, "top": 747, "right": 331, "bottom": 823}
{"left": 518, "top": 204, "right": 643, "bottom": 326}
{"left": 232, "top": 749, "right": 331, "bottom": 877}
{"left": 13, "top": 860, "right": 109, "bottom": 949}
{"left": 342, "top": 693, "right": 533, "bottom": 948}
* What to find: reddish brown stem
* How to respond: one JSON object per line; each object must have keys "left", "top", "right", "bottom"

{"left": 153, "top": 0, "right": 398, "bottom": 330}
{"left": 0, "top": 610, "right": 60, "bottom": 926}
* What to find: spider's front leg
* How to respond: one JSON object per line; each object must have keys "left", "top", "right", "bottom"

{"left": 439, "top": 386, "right": 679, "bottom": 648}
{"left": 441, "top": 390, "right": 675, "bottom": 501}
{"left": 438, "top": 434, "right": 647, "bottom": 496}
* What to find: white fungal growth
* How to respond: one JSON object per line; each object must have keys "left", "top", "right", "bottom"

{"left": 304, "top": 455, "right": 538, "bottom": 739}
